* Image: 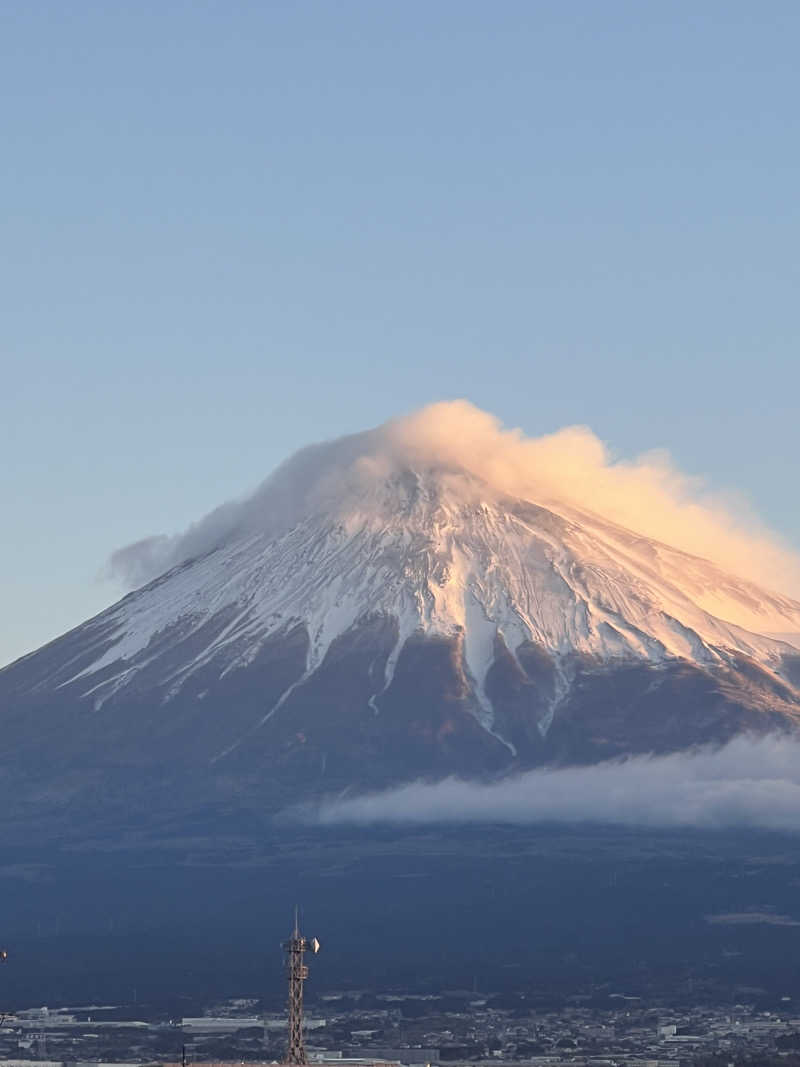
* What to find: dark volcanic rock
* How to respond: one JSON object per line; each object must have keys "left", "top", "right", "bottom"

{"left": 3, "top": 455, "right": 800, "bottom": 844}
{"left": 1, "top": 607, "right": 799, "bottom": 846}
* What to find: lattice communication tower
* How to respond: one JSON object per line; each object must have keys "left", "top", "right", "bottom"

{"left": 282, "top": 910, "right": 320, "bottom": 1066}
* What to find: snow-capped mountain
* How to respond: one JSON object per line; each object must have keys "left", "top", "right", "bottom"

{"left": 30, "top": 470, "right": 800, "bottom": 735}
{"left": 2, "top": 404, "right": 800, "bottom": 838}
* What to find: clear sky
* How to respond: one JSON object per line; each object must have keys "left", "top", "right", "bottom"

{"left": 2, "top": 1, "right": 799, "bottom": 667}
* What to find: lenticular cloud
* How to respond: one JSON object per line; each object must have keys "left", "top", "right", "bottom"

{"left": 307, "top": 734, "right": 800, "bottom": 832}
{"left": 108, "top": 400, "right": 800, "bottom": 598}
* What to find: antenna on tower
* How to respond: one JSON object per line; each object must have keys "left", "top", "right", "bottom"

{"left": 282, "top": 908, "right": 320, "bottom": 1066}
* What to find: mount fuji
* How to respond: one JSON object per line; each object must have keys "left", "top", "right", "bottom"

{"left": 2, "top": 402, "right": 800, "bottom": 840}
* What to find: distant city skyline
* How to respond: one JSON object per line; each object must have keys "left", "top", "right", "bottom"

{"left": 4, "top": 0, "right": 800, "bottom": 666}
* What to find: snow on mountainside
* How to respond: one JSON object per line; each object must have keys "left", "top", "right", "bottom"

{"left": 766, "top": 633, "right": 800, "bottom": 651}
{"left": 53, "top": 464, "right": 800, "bottom": 743}
{"left": 3, "top": 403, "right": 800, "bottom": 838}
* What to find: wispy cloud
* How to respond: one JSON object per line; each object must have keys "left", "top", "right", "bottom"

{"left": 705, "top": 912, "right": 800, "bottom": 926}
{"left": 301, "top": 735, "right": 800, "bottom": 832}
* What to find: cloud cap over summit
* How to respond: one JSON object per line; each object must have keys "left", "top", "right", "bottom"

{"left": 109, "top": 400, "right": 800, "bottom": 600}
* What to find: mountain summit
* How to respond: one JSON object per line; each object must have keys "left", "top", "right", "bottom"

{"left": 2, "top": 403, "right": 800, "bottom": 839}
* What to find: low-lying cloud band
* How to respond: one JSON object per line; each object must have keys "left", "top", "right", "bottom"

{"left": 304, "top": 735, "right": 800, "bottom": 832}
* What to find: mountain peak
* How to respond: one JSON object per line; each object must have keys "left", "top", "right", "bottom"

{"left": 109, "top": 401, "right": 800, "bottom": 607}
{"left": 3, "top": 405, "right": 800, "bottom": 834}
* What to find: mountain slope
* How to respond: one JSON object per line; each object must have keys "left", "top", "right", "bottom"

{"left": 2, "top": 430, "right": 800, "bottom": 841}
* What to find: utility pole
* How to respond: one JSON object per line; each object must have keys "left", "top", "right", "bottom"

{"left": 0, "top": 950, "right": 8, "bottom": 1027}
{"left": 282, "top": 909, "right": 320, "bottom": 1066}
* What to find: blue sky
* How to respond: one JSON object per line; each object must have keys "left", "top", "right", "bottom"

{"left": 3, "top": 1, "right": 799, "bottom": 667}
